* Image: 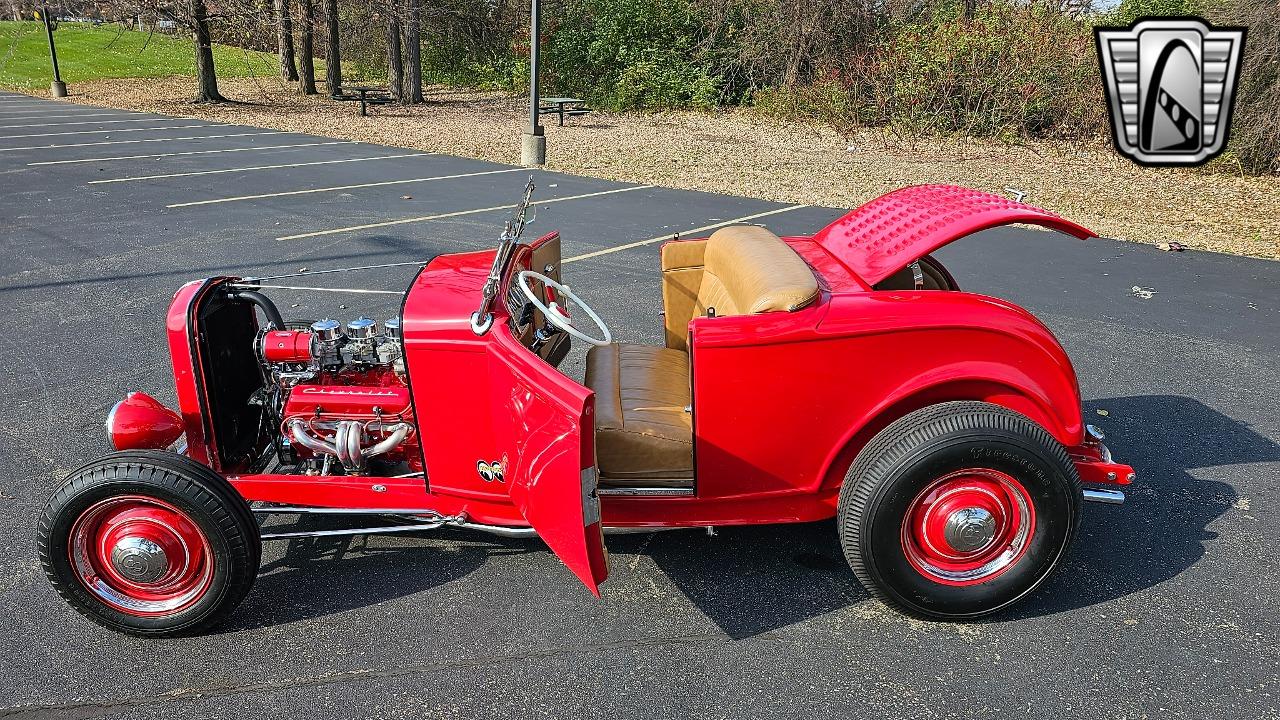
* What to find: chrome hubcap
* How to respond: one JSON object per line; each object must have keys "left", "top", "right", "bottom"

{"left": 69, "top": 495, "right": 214, "bottom": 616}
{"left": 943, "top": 507, "right": 997, "bottom": 553}
{"left": 901, "top": 469, "right": 1036, "bottom": 586}
{"left": 110, "top": 536, "right": 170, "bottom": 583}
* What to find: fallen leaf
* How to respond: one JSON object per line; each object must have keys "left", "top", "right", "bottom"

{"left": 1096, "top": 409, "right": 1110, "bottom": 416}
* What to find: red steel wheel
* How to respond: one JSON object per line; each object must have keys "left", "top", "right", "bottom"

{"left": 838, "top": 401, "right": 1081, "bottom": 620}
{"left": 68, "top": 495, "right": 214, "bottom": 617}
{"left": 900, "top": 469, "right": 1035, "bottom": 586}
{"left": 38, "top": 450, "right": 259, "bottom": 637}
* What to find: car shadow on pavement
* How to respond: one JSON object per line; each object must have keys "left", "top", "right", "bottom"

{"left": 219, "top": 517, "right": 533, "bottom": 631}
{"left": 611, "top": 521, "right": 867, "bottom": 640}
{"left": 617, "top": 394, "right": 1275, "bottom": 637}
{"left": 1008, "top": 394, "right": 1276, "bottom": 620}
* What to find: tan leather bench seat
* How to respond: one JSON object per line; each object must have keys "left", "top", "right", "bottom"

{"left": 584, "top": 225, "right": 818, "bottom": 486}
{"left": 584, "top": 343, "right": 693, "bottom": 486}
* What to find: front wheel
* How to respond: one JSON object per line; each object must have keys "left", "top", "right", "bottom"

{"left": 37, "top": 450, "right": 260, "bottom": 637}
{"left": 838, "top": 401, "right": 1081, "bottom": 619}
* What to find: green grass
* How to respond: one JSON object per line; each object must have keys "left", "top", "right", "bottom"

{"left": 0, "top": 21, "right": 276, "bottom": 90}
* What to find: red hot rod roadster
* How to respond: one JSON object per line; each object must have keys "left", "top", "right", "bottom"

{"left": 38, "top": 182, "right": 1134, "bottom": 636}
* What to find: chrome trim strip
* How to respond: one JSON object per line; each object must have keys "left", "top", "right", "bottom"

{"left": 1082, "top": 488, "right": 1125, "bottom": 505}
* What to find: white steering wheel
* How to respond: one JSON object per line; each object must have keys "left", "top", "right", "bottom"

{"left": 517, "top": 270, "right": 613, "bottom": 347}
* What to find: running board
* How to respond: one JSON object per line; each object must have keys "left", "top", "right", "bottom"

{"left": 597, "top": 486, "right": 694, "bottom": 497}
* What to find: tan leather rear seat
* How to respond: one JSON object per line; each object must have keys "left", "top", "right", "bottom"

{"left": 661, "top": 225, "right": 819, "bottom": 350}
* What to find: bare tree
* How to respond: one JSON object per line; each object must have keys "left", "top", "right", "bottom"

{"left": 275, "top": 0, "right": 299, "bottom": 80}
{"left": 324, "top": 0, "right": 341, "bottom": 95}
{"left": 402, "top": 0, "right": 423, "bottom": 103}
{"left": 298, "top": 0, "right": 318, "bottom": 94}
{"left": 190, "top": 0, "right": 223, "bottom": 102}
{"left": 386, "top": 3, "right": 404, "bottom": 100}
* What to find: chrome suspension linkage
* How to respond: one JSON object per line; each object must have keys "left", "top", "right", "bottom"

{"left": 251, "top": 506, "right": 690, "bottom": 541}
{"left": 252, "top": 506, "right": 541, "bottom": 541}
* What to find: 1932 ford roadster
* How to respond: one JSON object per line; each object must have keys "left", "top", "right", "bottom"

{"left": 38, "top": 182, "right": 1135, "bottom": 636}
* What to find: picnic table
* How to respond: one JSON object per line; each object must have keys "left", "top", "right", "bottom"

{"left": 539, "top": 97, "right": 592, "bottom": 126}
{"left": 334, "top": 86, "right": 395, "bottom": 116}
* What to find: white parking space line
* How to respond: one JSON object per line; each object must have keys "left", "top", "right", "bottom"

{"left": 167, "top": 167, "right": 527, "bottom": 207}
{"left": 27, "top": 140, "right": 355, "bottom": 165}
{"left": 563, "top": 205, "right": 811, "bottom": 263}
{"left": 278, "top": 185, "right": 652, "bottom": 241}
{"left": 0, "top": 112, "right": 140, "bottom": 121}
{"left": 0, "top": 107, "right": 139, "bottom": 114}
{"left": 89, "top": 152, "right": 431, "bottom": 184}
{"left": 0, "top": 123, "right": 226, "bottom": 140}
{"left": 0, "top": 118, "right": 191, "bottom": 129}
{"left": 0, "top": 130, "right": 284, "bottom": 153}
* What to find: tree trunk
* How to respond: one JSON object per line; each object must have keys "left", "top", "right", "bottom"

{"left": 402, "top": 0, "right": 423, "bottom": 103}
{"left": 387, "top": 9, "right": 404, "bottom": 101}
{"left": 963, "top": 0, "right": 977, "bottom": 19}
{"left": 324, "top": 0, "right": 342, "bottom": 96}
{"left": 275, "top": 0, "right": 299, "bottom": 81}
{"left": 298, "top": 0, "right": 317, "bottom": 94}
{"left": 190, "top": 0, "right": 223, "bottom": 102}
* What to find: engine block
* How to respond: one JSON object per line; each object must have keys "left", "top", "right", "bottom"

{"left": 259, "top": 316, "right": 421, "bottom": 475}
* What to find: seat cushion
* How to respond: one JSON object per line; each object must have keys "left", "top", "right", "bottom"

{"left": 701, "top": 225, "right": 819, "bottom": 316}
{"left": 584, "top": 343, "right": 693, "bottom": 485}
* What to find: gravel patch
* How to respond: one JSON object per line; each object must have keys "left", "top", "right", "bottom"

{"left": 20, "top": 76, "right": 1280, "bottom": 259}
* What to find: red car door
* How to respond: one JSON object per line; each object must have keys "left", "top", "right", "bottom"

{"left": 489, "top": 330, "right": 609, "bottom": 595}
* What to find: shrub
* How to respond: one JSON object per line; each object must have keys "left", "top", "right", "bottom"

{"left": 856, "top": 3, "right": 1105, "bottom": 140}
{"left": 1104, "top": 0, "right": 1202, "bottom": 26}
{"left": 1203, "top": 0, "right": 1280, "bottom": 173}
{"left": 543, "top": 0, "right": 721, "bottom": 110}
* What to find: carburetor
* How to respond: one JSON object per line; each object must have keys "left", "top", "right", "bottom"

{"left": 259, "top": 316, "right": 404, "bottom": 374}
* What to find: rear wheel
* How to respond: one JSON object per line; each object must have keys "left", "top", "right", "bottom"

{"left": 37, "top": 450, "right": 260, "bottom": 637}
{"left": 838, "top": 401, "right": 1081, "bottom": 619}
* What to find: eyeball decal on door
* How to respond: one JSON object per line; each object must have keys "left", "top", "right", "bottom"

{"left": 476, "top": 459, "right": 505, "bottom": 483}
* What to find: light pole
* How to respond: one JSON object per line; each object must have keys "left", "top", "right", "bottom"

{"left": 41, "top": 7, "right": 66, "bottom": 97}
{"left": 520, "top": 0, "right": 545, "bottom": 166}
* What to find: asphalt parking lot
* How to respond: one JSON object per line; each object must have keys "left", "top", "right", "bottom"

{"left": 0, "top": 90, "right": 1277, "bottom": 719}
